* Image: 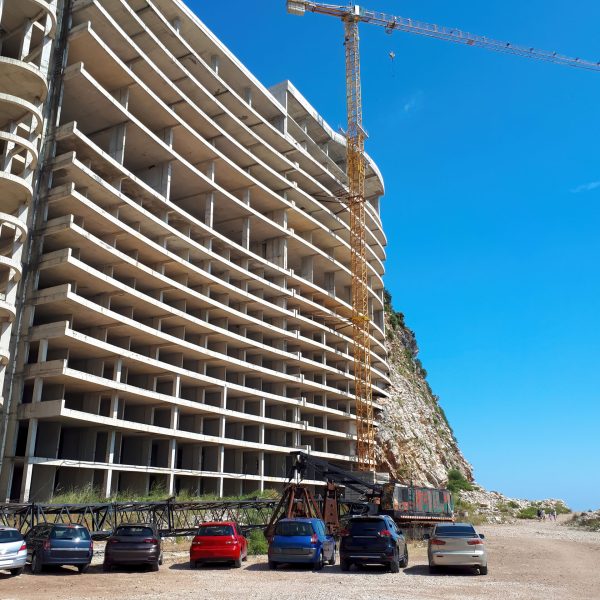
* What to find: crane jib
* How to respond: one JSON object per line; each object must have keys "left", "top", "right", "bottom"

{"left": 287, "top": 1, "right": 600, "bottom": 71}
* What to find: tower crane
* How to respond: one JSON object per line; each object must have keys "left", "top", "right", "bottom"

{"left": 286, "top": 2, "right": 600, "bottom": 472}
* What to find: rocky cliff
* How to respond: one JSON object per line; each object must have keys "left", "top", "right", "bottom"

{"left": 375, "top": 292, "right": 474, "bottom": 487}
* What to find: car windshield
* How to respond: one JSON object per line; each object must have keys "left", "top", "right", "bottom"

{"left": 51, "top": 526, "right": 90, "bottom": 540}
{"left": 114, "top": 526, "right": 154, "bottom": 537}
{"left": 435, "top": 525, "right": 477, "bottom": 537}
{"left": 275, "top": 521, "right": 314, "bottom": 537}
{"left": 196, "top": 525, "right": 234, "bottom": 537}
{"left": 0, "top": 530, "right": 23, "bottom": 543}
{"left": 348, "top": 519, "right": 387, "bottom": 535}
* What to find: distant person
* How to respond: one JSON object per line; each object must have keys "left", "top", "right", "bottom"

{"left": 540, "top": 509, "right": 546, "bottom": 521}
{"left": 537, "top": 508, "right": 542, "bottom": 520}
{"left": 552, "top": 509, "right": 557, "bottom": 521}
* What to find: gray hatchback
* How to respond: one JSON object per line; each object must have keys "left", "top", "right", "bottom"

{"left": 0, "top": 527, "right": 27, "bottom": 576}
{"left": 425, "top": 522, "right": 488, "bottom": 575}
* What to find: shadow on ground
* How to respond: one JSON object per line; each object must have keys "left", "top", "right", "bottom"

{"left": 403, "top": 564, "right": 480, "bottom": 577}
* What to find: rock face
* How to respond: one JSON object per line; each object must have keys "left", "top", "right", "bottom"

{"left": 375, "top": 294, "right": 474, "bottom": 487}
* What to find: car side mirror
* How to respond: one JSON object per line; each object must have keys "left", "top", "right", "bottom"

{"left": 423, "top": 533, "right": 430, "bottom": 540}
{"left": 479, "top": 534, "right": 485, "bottom": 539}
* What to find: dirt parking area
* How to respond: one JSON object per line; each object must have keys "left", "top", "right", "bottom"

{"left": 1, "top": 517, "right": 599, "bottom": 600}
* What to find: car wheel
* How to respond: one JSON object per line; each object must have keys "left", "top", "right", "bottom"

{"left": 389, "top": 552, "right": 400, "bottom": 574}
{"left": 158, "top": 552, "right": 163, "bottom": 566}
{"left": 31, "top": 553, "right": 43, "bottom": 575}
{"left": 102, "top": 561, "right": 112, "bottom": 572}
{"left": 429, "top": 564, "right": 440, "bottom": 574}
{"left": 340, "top": 559, "right": 350, "bottom": 572}
{"left": 150, "top": 561, "right": 159, "bottom": 572}
{"left": 399, "top": 547, "right": 409, "bottom": 568}
{"left": 234, "top": 556, "right": 242, "bottom": 568}
{"left": 314, "top": 550, "right": 324, "bottom": 571}
{"left": 10, "top": 567, "right": 24, "bottom": 576}
{"left": 479, "top": 565, "right": 488, "bottom": 575}
{"left": 77, "top": 563, "right": 90, "bottom": 574}
{"left": 268, "top": 560, "right": 278, "bottom": 570}
{"left": 189, "top": 560, "right": 197, "bottom": 569}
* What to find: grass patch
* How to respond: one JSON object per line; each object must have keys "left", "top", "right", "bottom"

{"left": 49, "top": 484, "right": 280, "bottom": 505}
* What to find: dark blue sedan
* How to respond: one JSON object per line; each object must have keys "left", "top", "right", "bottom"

{"left": 268, "top": 518, "right": 336, "bottom": 570}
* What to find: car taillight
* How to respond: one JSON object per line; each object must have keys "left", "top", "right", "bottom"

{"left": 310, "top": 533, "right": 318, "bottom": 545}
{"left": 467, "top": 539, "right": 484, "bottom": 545}
{"left": 430, "top": 539, "right": 446, "bottom": 545}
{"left": 339, "top": 529, "right": 350, "bottom": 537}
{"left": 110, "top": 539, "right": 119, "bottom": 544}
{"left": 90, "top": 541, "right": 94, "bottom": 552}
{"left": 19, "top": 543, "right": 26, "bottom": 552}
{"left": 144, "top": 538, "right": 159, "bottom": 544}
{"left": 378, "top": 529, "right": 392, "bottom": 537}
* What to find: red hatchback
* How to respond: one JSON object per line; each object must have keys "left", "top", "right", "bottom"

{"left": 189, "top": 522, "right": 247, "bottom": 569}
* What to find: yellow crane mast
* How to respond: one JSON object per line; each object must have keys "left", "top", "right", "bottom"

{"left": 287, "top": 1, "right": 600, "bottom": 472}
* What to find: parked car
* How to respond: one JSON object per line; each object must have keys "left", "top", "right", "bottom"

{"left": 189, "top": 521, "right": 247, "bottom": 568}
{"left": 103, "top": 523, "right": 162, "bottom": 572}
{"left": 339, "top": 515, "right": 408, "bottom": 572}
{"left": 0, "top": 527, "right": 27, "bottom": 576}
{"left": 24, "top": 523, "right": 93, "bottom": 574}
{"left": 425, "top": 522, "right": 488, "bottom": 575}
{"left": 268, "top": 517, "right": 335, "bottom": 570}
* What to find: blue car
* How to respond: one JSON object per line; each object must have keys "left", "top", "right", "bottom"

{"left": 268, "top": 518, "right": 336, "bottom": 570}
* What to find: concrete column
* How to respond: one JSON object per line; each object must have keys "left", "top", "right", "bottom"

{"left": 18, "top": 19, "right": 34, "bottom": 60}
{"left": 109, "top": 88, "right": 129, "bottom": 164}
{"left": 168, "top": 438, "right": 176, "bottom": 495}
{"left": 205, "top": 160, "right": 216, "bottom": 182}
{"left": 243, "top": 87, "right": 252, "bottom": 107}
{"left": 210, "top": 54, "right": 219, "bottom": 75}
{"left": 172, "top": 375, "right": 181, "bottom": 398}
{"left": 242, "top": 217, "right": 250, "bottom": 249}
{"left": 324, "top": 271, "right": 335, "bottom": 295}
{"left": 19, "top": 419, "right": 38, "bottom": 500}
{"left": 300, "top": 255, "right": 314, "bottom": 282}
{"left": 205, "top": 192, "right": 215, "bottom": 228}
{"left": 265, "top": 237, "right": 287, "bottom": 269}
{"left": 259, "top": 451, "right": 265, "bottom": 492}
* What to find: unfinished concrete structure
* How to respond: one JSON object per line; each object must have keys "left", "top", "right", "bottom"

{"left": 0, "top": 0, "right": 388, "bottom": 501}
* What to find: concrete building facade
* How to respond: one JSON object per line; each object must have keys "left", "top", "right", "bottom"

{"left": 0, "top": 0, "right": 388, "bottom": 501}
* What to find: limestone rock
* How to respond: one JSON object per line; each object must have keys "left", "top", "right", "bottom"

{"left": 375, "top": 299, "right": 473, "bottom": 487}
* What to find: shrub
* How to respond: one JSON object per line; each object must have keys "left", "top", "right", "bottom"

{"left": 517, "top": 506, "right": 539, "bottom": 519}
{"left": 246, "top": 529, "right": 268, "bottom": 555}
{"left": 508, "top": 501, "right": 520, "bottom": 509}
{"left": 447, "top": 469, "right": 473, "bottom": 493}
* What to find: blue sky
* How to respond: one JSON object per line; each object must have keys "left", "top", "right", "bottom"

{"left": 193, "top": 1, "right": 600, "bottom": 510}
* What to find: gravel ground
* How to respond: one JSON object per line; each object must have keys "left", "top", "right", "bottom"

{"left": 1, "top": 517, "right": 598, "bottom": 600}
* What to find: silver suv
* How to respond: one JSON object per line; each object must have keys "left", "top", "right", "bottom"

{"left": 0, "top": 527, "right": 27, "bottom": 576}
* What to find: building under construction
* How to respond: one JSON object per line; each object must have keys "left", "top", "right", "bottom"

{"left": 0, "top": 0, "right": 388, "bottom": 501}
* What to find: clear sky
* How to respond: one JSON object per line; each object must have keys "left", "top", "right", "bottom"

{"left": 192, "top": 1, "right": 600, "bottom": 510}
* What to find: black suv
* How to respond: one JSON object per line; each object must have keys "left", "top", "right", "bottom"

{"left": 25, "top": 523, "right": 93, "bottom": 574}
{"left": 339, "top": 515, "right": 408, "bottom": 572}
